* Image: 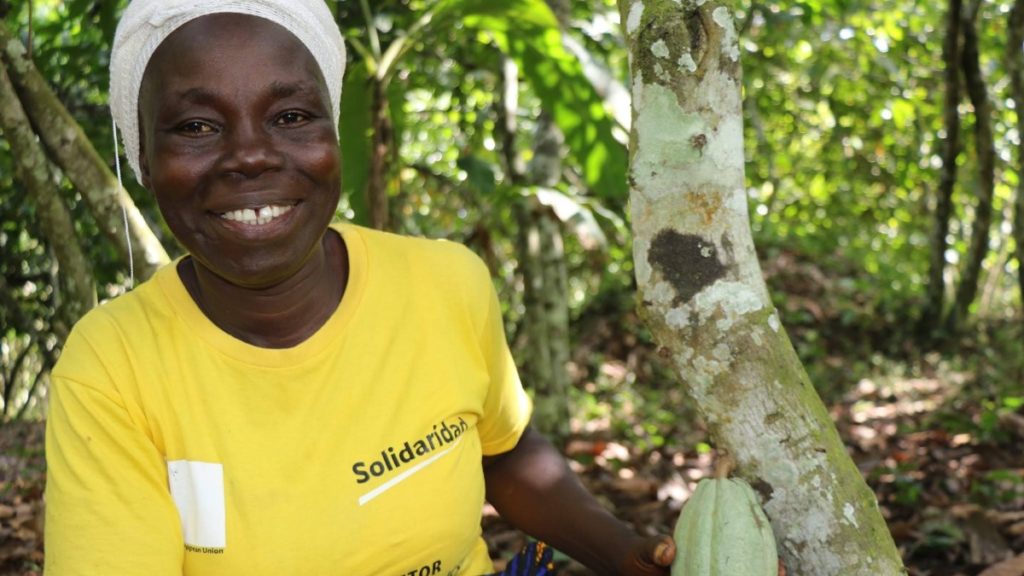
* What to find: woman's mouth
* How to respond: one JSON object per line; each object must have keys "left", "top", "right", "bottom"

{"left": 219, "top": 204, "right": 295, "bottom": 226}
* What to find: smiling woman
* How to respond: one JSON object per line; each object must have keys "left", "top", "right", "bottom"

{"left": 41, "top": 1, "right": 676, "bottom": 575}
{"left": 136, "top": 14, "right": 345, "bottom": 341}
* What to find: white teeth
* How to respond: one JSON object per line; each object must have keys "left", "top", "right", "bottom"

{"left": 221, "top": 204, "right": 294, "bottom": 225}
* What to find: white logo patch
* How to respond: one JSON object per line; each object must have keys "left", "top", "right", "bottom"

{"left": 167, "top": 460, "right": 226, "bottom": 550}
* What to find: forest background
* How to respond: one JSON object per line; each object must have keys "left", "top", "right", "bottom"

{"left": 0, "top": 0, "right": 1022, "bottom": 574}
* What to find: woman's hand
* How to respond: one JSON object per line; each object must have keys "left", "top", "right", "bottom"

{"left": 618, "top": 534, "right": 675, "bottom": 575}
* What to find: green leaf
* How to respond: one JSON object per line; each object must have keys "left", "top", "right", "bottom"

{"left": 340, "top": 62, "right": 372, "bottom": 226}
{"left": 457, "top": 155, "right": 497, "bottom": 195}
{"left": 439, "top": 0, "right": 627, "bottom": 202}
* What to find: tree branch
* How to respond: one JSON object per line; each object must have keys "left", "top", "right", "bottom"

{"left": 0, "top": 47, "right": 95, "bottom": 338}
{"left": 923, "top": 0, "right": 963, "bottom": 337}
{"left": 947, "top": 0, "right": 996, "bottom": 334}
{"left": 2, "top": 335, "right": 35, "bottom": 419}
{"left": 0, "top": 21, "right": 169, "bottom": 280}
{"left": 1008, "top": 0, "right": 1024, "bottom": 306}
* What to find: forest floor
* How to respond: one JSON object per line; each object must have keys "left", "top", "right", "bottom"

{"left": 2, "top": 247, "right": 1024, "bottom": 573}
{"left": 478, "top": 352, "right": 1024, "bottom": 576}
{"left": 1, "top": 359, "right": 1021, "bottom": 575}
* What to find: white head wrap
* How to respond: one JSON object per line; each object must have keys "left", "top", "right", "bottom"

{"left": 109, "top": 0, "right": 346, "bottom": 184}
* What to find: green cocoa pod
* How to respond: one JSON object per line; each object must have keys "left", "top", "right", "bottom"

{"left": 671, "top": 476, "right": 778, "bottom": 576}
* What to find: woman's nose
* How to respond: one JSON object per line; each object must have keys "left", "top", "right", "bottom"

{"left": 220, "top": 121, "right": 284, "bottom": 178}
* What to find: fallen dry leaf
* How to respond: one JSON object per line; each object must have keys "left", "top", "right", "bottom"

{"left": 978, "top": 554, "right": 1024, "bottom": 576}
{"left": 966, "top": 510, "right": 1013, "bottom": 565}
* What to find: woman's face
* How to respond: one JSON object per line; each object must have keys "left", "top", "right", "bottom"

{"left": 138, "top": 13, "right": 341, "bottom": 289}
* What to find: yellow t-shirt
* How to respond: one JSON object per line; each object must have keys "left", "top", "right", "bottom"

{"left": 45, "top": 225, "right": 532, "bottom": 576}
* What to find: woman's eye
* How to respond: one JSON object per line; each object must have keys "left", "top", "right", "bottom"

{"left": 177, "top": 121, "right": 215, "bottom": 135}
{"left": 276, "top": 111, "right": 310, "bottom": 126}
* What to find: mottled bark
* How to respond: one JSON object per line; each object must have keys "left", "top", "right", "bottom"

{"left": 515, "top": 200, "right": 572, "bottom": 445}
{"left": 948, "top": 0, "right": 996, "bottom": 333}
{"left": 497, "top": 57, "right": 527, "bottom": 183}
{"left": 0, "top": 59, "right": 95, "bottom": 338}
{"left": 923, "top": 0, "right": 963, "bottom": 336}
{"left": 497, "top": 57, "right": 572, "bottom": 444}
{"left": 523, "top": 113, "right": 572, "bottom": 446}
{"left": 616, "top": 1, "right": 905, "bottom": 574}
{"left": 2, "top": 25, "right": 169, "bottom": 279}
{"left": 1008, "top": 0, "right": 1024, "bottom": 305}
{"left": 527, "top": 113, "right": 564, "bottom": 188}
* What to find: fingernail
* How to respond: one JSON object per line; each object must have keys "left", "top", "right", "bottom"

{"left": 655, "top": 542, "right": 669, "bottom": 564}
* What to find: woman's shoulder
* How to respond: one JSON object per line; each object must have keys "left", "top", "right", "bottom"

{"left": 340, "top": 224, "right": 490, "bottom": 285}
{"left": 56, "top": 264, "right": 178, "bottom": 375}
{"left": 74, "top": 265, "right": 175, "bottom": 332}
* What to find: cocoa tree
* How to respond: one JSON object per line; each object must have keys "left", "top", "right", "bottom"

{"left": 516, "top": 119, "right": 573, "bottom": 445}
{"left": 495, "top": 55, "right": 572, "bottom": 445}
{"left": 615, "top": 1, "right": 905, "bottom": 573}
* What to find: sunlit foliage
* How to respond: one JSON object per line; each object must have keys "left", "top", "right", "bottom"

{"left": 0, "top": 0, "right": 1020, "bottom": 422}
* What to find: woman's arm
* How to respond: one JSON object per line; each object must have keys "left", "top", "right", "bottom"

{"left": 46, "top": 376, "right": 184, "bottom": 575}
{"left": 483, "top": 426, "right": 675, "bottom": 576}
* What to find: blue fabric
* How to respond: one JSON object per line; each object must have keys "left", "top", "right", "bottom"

{"left": 485, "top": 541, "right": 557, "bottom": 576}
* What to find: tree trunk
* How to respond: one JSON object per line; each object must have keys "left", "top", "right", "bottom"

{"left": 524, "top": 113, "right": 572, "bottom": 446}
{"left": 497, "top": 56, "right": 572, "bottom": 445}
{"left": 948, "top": 0, "right": 996, "bottom": 333}
{"left": 497, "top": 56, "right": 527, "bottom": 183}
{"left": 977, "top": 201, "right": 1015, "bottom": 315}
{"left": 923, "top": 0, "right": 963, "bottom": 336}
{"left": 1008, "top": 0, "right": 1024, "bottom": 306}
{"left": 1, "top": 23, "right": 169, "bottom": 280}
{"left": 515, "top": 199, "right": 572, "bottom": 445}
{"left": 616, "top": 1, "right": 905, "bottom": 573}
{"left": 0, "top": 59, "right": 95, "bottom": 338}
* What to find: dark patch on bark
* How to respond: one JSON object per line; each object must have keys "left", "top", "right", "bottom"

{"left": 648, "top": 229, "right": 727, "bottom": 306}
{"left": 750, "top": 478, "right": 775, "bottom": 501}
{"left": 720, "top": 232, "right": 735, "bottom": 262}
{"left": 685, "top": 10, "right": 708, "bottom": 64}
